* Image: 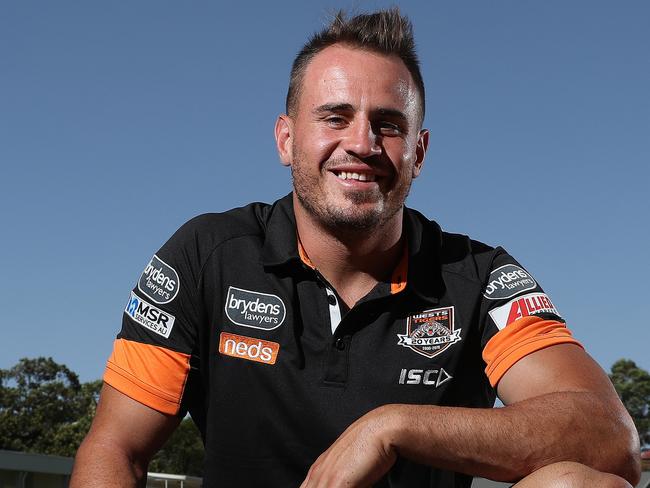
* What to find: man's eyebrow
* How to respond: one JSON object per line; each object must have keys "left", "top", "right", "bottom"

{"left": 313, "top": 103, "right": 354, "bottom": 114}
{"left": 376, "top": 107, "right": 408, "bottom": 121}
{"left": 313, "top": 104, "right": 408, "bottom": 121}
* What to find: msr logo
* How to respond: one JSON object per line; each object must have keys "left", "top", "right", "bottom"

{"left": 125, "top": 292, "right": 175, "bottom": 339}
{"left": 225, "top": 286, "right": 286, "bottom": 330}
{"left": 218, "top": 332, "right": 279, "bottom": 365}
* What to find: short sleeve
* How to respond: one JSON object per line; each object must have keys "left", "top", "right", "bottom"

{"left": 479, "top": 249, "right": 582, "bottom": 387}
{"left": 104, "top": 219, "right": 206, "bottom": 415}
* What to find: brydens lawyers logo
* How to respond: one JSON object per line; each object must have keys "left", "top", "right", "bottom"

{"left": 488, "top": 292, "right": 561, "bottom": 330}
{"left": 138, "top": 255, "right": 180, "bottom": 305}
{"left": 225, "top": 286, "right": 286, "bottom": 330}
{"left": 218, "top": 332, "right": 279, "bottom": 365}
{"left": 125, "top": 292, "right": 175, "bottom": 339}
{"left": 397, "top": 307, "right": 462, "bottom": 359}
{"left": 483, "top": 264, "right": 537, "bottom": 300}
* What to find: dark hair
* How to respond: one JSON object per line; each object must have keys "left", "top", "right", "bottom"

{"left": 286, "top": 8, "right": 425, "bottom": 125}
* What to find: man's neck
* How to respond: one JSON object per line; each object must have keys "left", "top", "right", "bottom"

{"left": 293, "top": 197, "right": 405, "bottom": 308}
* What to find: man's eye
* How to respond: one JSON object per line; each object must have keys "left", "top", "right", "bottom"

{"left": 325, "top": 116, "right": 347, "bottom": 127}
{"left": 379, "top": 122, "right": 401, "bottom": 135}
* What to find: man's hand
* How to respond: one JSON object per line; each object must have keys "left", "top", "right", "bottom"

{"left": 300, "top": 406, "right": 398, "bottom": 488}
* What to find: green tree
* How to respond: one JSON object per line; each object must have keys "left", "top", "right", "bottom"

{"left": 0, "top": 357, "right": 101, "bottom": 457}
{"left": 149, "top": 417, "right": 204, "bottom": 476}
{"left": 609, "top": 359, "right": 650, "bottom": 447}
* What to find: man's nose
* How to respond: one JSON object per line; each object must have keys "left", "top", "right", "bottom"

{"left": 342, "top": 120, "right": 382, "bottom": 158}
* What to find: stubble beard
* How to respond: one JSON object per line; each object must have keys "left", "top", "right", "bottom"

{"left": 290, "top": 152, "right": 412, "bottom": 233}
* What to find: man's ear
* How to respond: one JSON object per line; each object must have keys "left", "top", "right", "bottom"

{"left": 412, "top": 128, "right": 429, "bottom": 178}
{"left": 275, "top": 114, "right": 293, "bottom": 166}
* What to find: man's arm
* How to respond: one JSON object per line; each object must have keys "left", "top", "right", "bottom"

{"left": 301, "top": 344, "right": 641, "bottom": 487}
{"left": 70, "top": 383, "right": 181, "bottom": 488}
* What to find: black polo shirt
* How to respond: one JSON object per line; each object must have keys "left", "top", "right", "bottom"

{"left": 105, "top": 193, "right": 579, "bottom": 487}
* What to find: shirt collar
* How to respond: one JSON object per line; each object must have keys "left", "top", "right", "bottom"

{"left": 403, "top": 207, "right": 445, "bottom": 304}
{"left": 261, "top": 193, "right": 444, "bottom": 303}
{"left": 260, "top": 193, "right": 301, "bottom": 269}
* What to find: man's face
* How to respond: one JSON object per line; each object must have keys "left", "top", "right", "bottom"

{"left": 276, "top": 44, "right": 428, "bottom": 231}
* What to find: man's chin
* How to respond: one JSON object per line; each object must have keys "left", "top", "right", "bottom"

{"left": 339, "top": 189, "right": 382, "bottom": 205}
{"left": 323, "top": 203, "right": 385, "bottom": 231}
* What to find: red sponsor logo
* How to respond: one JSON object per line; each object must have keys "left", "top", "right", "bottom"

{"left": 488, "top": 293, "right": 560, "bottom": 330}
{"left": 506, "top": 294, "right": 556, "bottom": 324}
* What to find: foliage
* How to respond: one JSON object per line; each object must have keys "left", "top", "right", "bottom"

{"left": 0, "top": 356, "right": 205, "bottom": 475}
{"left": 149, "top": 417, "right": 204, "bottom": 477}
{"left": 609, "top": 359, "right": 650, "bottom": 447}
{"left": 0, "top": 357, "right": 101, "bottom": 457}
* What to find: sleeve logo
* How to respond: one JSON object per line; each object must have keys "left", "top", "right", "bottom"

{"left": 138, "top": 255, "right": 180, "bottom": 304}
{"left": 225, "top": 286, "right": 286, "bottom": 330}
{"left": 483, "top": 264, "right": 537, "bottom": 300}
{"left": 125, "top": 291, "right": 175, "bottom": 338}
{"left": 488, "top": 292, "right": 561, "bottom": 330}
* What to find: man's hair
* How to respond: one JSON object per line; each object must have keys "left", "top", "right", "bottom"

{"left": 286, "top": 8, "right": 425, "bottom": 125}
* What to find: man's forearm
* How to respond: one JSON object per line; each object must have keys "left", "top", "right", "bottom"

{"left": 70, "top": 437, "right": 148, "bottom": 488}
{"left": 70, "top": 384, "right": 181, "bottom": 488}
{"left": 384, "top": 391, "right": 639, "bottom": 483}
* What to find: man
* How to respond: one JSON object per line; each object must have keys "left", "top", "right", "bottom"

{"left": 71, "top": 9, "right": 640, "bottom": 488}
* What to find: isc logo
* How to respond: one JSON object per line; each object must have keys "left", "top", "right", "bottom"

{"left": 218, "top": 332, "right": 279, "bottom": 365}
{"left": 398, "top": 368, "right": 452, "bottom": 388}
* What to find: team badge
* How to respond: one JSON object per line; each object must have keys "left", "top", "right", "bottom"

{"left": 397, "top": 306, "right": 461, "bottom": 358}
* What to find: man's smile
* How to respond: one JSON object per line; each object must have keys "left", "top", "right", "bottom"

{"left": 332, "top": 171, "right": 377, "bottom": 182}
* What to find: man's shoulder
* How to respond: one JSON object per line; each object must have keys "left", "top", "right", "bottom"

{"left": 406, "top": 206, "right": 497, "bottom": 255}
{"left": 181, "top": 200, "right": 274, "bottom": 241}
{"left": 406, "top": 206, "right": 504, "bottom": 280}
{"left": 162, "top": 197, "right": 288, "bottom": 259}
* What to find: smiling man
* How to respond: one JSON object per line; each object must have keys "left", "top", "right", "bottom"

{"left": 71, "top": 9, "right": 640, "bottom": 488}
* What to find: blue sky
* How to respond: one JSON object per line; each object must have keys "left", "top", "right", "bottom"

{"left": 1, "top": 1, "right": 648, "bottom": 382}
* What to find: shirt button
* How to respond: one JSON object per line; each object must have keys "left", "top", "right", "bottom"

{"left": 327, "top": 294, "right": 337, "bottom": 306}
{"left": 335, "top": 338, "right": 345, "bottom": 350}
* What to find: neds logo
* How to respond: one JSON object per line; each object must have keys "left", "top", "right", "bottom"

{"left": 225, "top": 286, "right": 286, "bottom": 330}
{"left": 218, "top": 332, "right": 279, "bottom": 365}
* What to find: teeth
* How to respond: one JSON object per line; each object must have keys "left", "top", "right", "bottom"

{"left": 336, "top": 171, "right": 376, "bottom": 182}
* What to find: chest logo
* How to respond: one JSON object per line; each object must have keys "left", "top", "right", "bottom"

{"left": 397, "top": 306, "right": 461, "bottom": 358}
{"left": 398, "top": 368, "right": 453, "bottom": 387}
{"left": 225, "top": 286, "right": 286, "bottom": 330}
{"left": 219, "top": 332, "right": 279, "bottom": 365}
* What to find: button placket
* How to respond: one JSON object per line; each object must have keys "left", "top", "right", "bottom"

{"left": 325, "top": 287, "right": 342, "bottom": 334}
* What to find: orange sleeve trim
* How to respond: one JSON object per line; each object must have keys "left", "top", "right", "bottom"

{"left": 103, "top": 338, "right": 191, "bottom": 415}
{"left": 483, "top": 316, "right": 583, "bottom": 387}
